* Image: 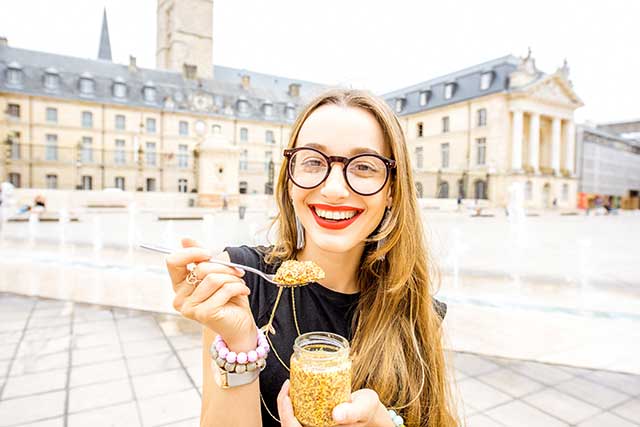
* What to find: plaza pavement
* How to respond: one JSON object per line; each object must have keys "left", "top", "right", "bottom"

{"left": 1, "top": 294, "right": 639, "bottom": 427}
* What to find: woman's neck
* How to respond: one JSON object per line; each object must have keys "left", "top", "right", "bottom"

{"left": 297, "top": 243, "right": 363, "bottom": 294}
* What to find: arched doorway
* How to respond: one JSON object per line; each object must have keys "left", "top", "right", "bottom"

{"left": 438, "top": 181, "right": 449, "bottom": 198}
{"left": 474, "top": 180, "right": 487, "bottom": 200}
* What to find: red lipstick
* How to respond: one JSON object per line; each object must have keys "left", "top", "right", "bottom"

{"left": 308, "top": 204, "right": 363, "bottom": 230}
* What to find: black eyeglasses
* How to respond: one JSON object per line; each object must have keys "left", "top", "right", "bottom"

{"left": 283, "top": 147, "right": 396, "bottom": 196}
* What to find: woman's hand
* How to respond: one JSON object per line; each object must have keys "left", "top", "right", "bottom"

{"left": 166, "top": 238, "right": 257, "bottom": 351}
{"left": 277, "top": 380, "right": 392, "bottom": 427}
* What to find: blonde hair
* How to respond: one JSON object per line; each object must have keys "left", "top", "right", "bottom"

{"left": 267, "top": 89, "right": 458, "bottom": 427}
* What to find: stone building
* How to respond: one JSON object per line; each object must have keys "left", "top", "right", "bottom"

{"left": 384, "top": 52, "right": 583, "bottom": 209}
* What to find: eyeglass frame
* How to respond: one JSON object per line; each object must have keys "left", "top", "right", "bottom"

{"left": 283, "top": 146, "right": 397, "bottom": 196}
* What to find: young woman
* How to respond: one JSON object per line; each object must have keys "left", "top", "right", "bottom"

{"left": 166, "top": 89, "right": 458, "bottom": 427}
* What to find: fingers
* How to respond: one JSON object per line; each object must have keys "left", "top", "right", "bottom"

{"left": 181, "top": 280, "right": 250, "bottom": 324}
{"left": 165, "top": 246, "right": 213, "bottom": 286}
{"left": 192, "top": 261, "right": 245, "bottom": 282}
{"left": 332, "top": 389, "right": 380, "bottom": 425}
{"left": 277, "top": 379, "right": 302, "bottom": 427}
{"left": 189, "top": 272, "right": 245, "bottom": 304}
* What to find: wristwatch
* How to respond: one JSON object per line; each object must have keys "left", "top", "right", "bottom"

{"left": 212, "top": 359, "right": 264, "bottom": 389}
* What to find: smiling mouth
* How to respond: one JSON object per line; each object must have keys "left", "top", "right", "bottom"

{"left": 308, "top": 205, "right": 364, "bottom": 229}
{"left": 312, "top": 207, "right": 360, "bottom": 221}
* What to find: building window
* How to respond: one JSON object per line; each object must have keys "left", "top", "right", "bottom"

{"left": 46, "top": 107, "right": 58, "bottom": 123}
{"left": 240, "top": 149, "right": 248, "bottom": 170}
{"left": 115, "top": 114, "right": 126, "bottom": 130}
{"left": 6, "top": 65, "right": 23, "bottom": 86}
{"left": 146, "top": 178, "right": 156, "bottom": 192}
{"left": 81, "top": 175, "right": 93, "bottom": 190}
{"left": 115, "top": 176, "right": 125, "bottom": 190}
{"left": 562, "top": 183, "right": 569, "bottom": 201}
{"left": 264, "top": 151, "right": 272, "bottom": 173}
{"left": 9, "top": 139, "right": 20, "bottom": 160}
{"left": 476, "top": 138, "right": 486, "bottom": 166}
{"left": 457, "top": 179, "right": 465, "bottom": 198}
{"left": 480, "top": 72, "right": 493, "bottom": 90}
{"left": 444, "top": 83, "right": 455, "bottom": 100}
{"left": 240, "top": 127, "right": 248, "bottom": 142}
{"left": 7, "top": 103, "right": 20, "bottom": 118}
{"left": 82, "top": 111, "right": 93, "bottom": 128}
{"left": 178, "top": 144, "right": 189, "bottom": 168}
{"left": 145, "top": 142, "right": 157, "bottom": 166}
{"left": 146, "top": 118, "right": 156, "bottom": 133}
{"left": 79, "top": 77, "right": 95, "bottom": 95}
{"left": 286, "top": 106, "right": 296, "bottom": 120}
{"left": 45, "top": 134, "right": 58, "bottom": 161}
{"left": 474, "top": 180, "right": 487, "bottom": 200}
{"left": 441, "top": 143, "right": 449, "bottom": 168}
{"left": 415, "top": 182, "right": 423, "bottom": 198}
{"left": 212, "top": 124, "right": 222, "bottom": 134}
{"left": 44, "top": 70, "right": 60, "bottom": 90}
{"left": 113, "top": 81, "right": 127, "bottom": 98}
{"left": 416, "top": 122, "right": 423, "bottom": 138}
{"left": 265, "top": 130, "right": 275, "bottom": 144}
{"left": 525, "top": 181, "right": 533, "bottom": 201}
{"left": 81, "top": 136, "right": 93, "bottom": 163}
{"left": 263, "top": 103, "right": 273, "bottom": 117}
{"left": 442, "top": 116, "right": 450, "bottom": 133}
{"left": 8, "top": 173, "right": 21, "bottom": 188}
{"left": 143, "top": 85, "right": 156, "bottom": 103}
{"left": 46, "top": 174, "right": 58, "bottom": 189}
{"left": 419, "top": 91, "right": 429, "bottom": 106}
{"left": 179, "top": 120, "right": 189, "bottom": 136}
{"left": 395, "top": 98, "right": 404, "bottom": 113}
{"left": 415, "top": 146, "right": 424, "bottom": 169}
{"left": 438, "top": 181, "right": 449, "bottom": 199}
{"left": 237, "top": 99, "right": 249, "bottom": 114}
{"left": 178, "top": 178, "right": 188, "bottom": 193}
{"left": 114, "top": 139, "right": 126, "bottom": 165}
{"left": 477, "top": 108, "right": 487, "bottom": 127}
{"left": 239, "top": 181, "right": 248, "bottom": 194}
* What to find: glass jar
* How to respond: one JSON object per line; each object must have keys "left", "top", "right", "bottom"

{"left": 290, "top": 332, "right": 352, "bottom": 427}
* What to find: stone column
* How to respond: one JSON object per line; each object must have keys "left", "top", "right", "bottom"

{"left": 511, "top": 110, "right": 523, "bottom": 171}
{"left": 551, "top": 117, "right": 561, "bottom": 175}
{"left": 528, "top": 113, "right": 540, "bottom": 173}
{"left": 563, "top": 120, "right": 575, "bottom": 175}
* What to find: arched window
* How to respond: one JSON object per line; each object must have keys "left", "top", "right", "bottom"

{"left": 415, "top": 182, "right": 423, "bottom": 198}
{"left": 6, "top": 62, "right": 23, "bottom": 87}
{"left": 113, "top": 77, "right": 127, "bottom": 98}
{"left": 438, "top": 181, "right": 449, "bottom": 199}
{"left": 43, "top": 67, "right": 60, "bottom": 90}
{"left": 142, "top": 81, "right": 156, "bottom": 103}
{"left": 79, "top": 73, "right": 95, "bottom": 95}
{"left": 474, "top": 180, "right": 487, "bottom": 200}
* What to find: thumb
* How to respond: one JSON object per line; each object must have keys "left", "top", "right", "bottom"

{"left": 181, "top": 237, "right": 202, "bottom": 248}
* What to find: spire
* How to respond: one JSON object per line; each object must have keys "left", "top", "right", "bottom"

{"left": 98, "top": 8, "right": 112, "bottom": 61}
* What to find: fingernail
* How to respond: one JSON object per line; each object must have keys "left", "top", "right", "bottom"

{"left": 333, "top": 406, "right": 346, "bottom": 422}
{"left": 237, "top": 269, "right": 245, "bottom": 277}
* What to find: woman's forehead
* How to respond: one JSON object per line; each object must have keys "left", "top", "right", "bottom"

{"left": 297, "top": 105, "right": 389, "bottom": 157}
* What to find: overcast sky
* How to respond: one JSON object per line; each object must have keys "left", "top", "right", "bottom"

{"left": 1, "top": 0, "right": 638, "bottom": 123}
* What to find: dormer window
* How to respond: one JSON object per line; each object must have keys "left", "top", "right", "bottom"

{"left": 113, "top": 78, "right": 127, "bottom": 98}
{"left": 79, "top": 73, "right": 95, "bottom": 96}
{"left": 44, "top": 68, "right": 60, "bottom": 90}
{"left": 143, "top": 82, "right": 156, "bottom": 103}
{"left": 444, "top": 83, "right": 456, "bottom": 100}
{"left": 237, "top": 98, "right": 249, "bottom": 114}
{"left": 419, "top": 90, "right": 430, "bottom": 106}
{"left": 285, "top": 104, "right": 296, "bottom": 120}
{"left": 480, "top": 71, "right": 493, "bottom": 90}
{"left": 263, "top": 101, "right": 273, "bottom": 117}
{"left": 395, "top": 98, "right": 405, "bottom": 113}
{"left": 6, "top": 62, "right": 23, "bottom": 87}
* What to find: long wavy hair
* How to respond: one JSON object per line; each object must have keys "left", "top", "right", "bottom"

{"left": 266, "top": 89, "right": 458, "bottom": 427}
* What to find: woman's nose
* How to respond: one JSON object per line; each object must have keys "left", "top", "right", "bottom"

{"left": 320, "top": 164, "right": 350, "bottom": 199}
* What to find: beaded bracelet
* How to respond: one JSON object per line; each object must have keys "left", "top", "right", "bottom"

{"left": 210, "top": 331, "right": 270, "bottom": 374}
{"left": 387, "top": 409, "right": 405, "bottom": 427}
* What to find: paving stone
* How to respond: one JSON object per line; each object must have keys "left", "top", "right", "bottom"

{"left": 464, "top": 413, "right": 506, "bottom": 427}
{"left": 477, "top": 368, "right": 545, "bottom": 398}
{"left": 167, "top": 335, "right": 200, "bottom": 351}
{"left": 23, "top": 326, "right": 70, "bottom": 342}
{"left": 157, "top": 417, "right": 199, "bottom": 427}
{"left": 0, "top": 321, "right": 28, "bottom": 333}
{"left": 453, "top": 352, "right": 501, "bottom": 377}
{"left": 2, "top": 368, "right": 67, "bottom": 398}
{"left": 185, "top": 364, "right": 202, "bottom": 388}
{"left": 484, "top": 401, "right": 568, "bottom": 427}
{"left": 612, "top": 398, "right": 640, "bottom": 424}
{"left": 121, "top": 338, "right": 171, "bottom": 359}
{"left": 13, "top": 417, "right": 64, "bottom": 427}
{"left": 16, "top": 336, "right": 70, "bottom": 358}
{"left": 73, "top": 320, "right": 117, "bottom": 336}
{"left": 507, "top": 360, "right": 575, "bottom": 386}
{"left": 584, "top": 371, "right": 640, "bottom": 396}
{"left": 456, "top": 378, "right": 512, "bottom": 411}
{"left": 72, "top": 307, "right": 114, "bottom": 323}
{"left": 577, "top": 412, "right": 638, "bottom": 427}
{"left": 70, "top": 358, "right": 128, "bottom": 388}
{"left": 0, "top": 343, "right": 18, "bottom": 361}
{"left": 176, "top": 348, "right": 200, "bottom": 367}
{"left": 68, "top": 378, "right": 133, "bottom": 413}
{"left": 118, "top": 328, "right": 165, "bottom": 344}
{"left": 126, "top": 353, "right": 181, "bottom": 377}
{"left": 0, "top": 390, "right": 65, "bottom": 427}
{"left": 72, "top": 331, "right": 120, "bottom": 350}
{"left": 0, "top": 360, "right": 9, "bottom": 377}
{"left": 132, "top": 369, "right": 193, "bottom": 399}
{"left": 72, "top": 344, "right": 123, "bottom": 366}
{"left": 523, "top": 388, "right": 601, "bottom": 424}
{"left": 67, "top": 401, "right": 140, "bottom": 427}
{"left": 555, "top": 376, "right": 630, "bottom": 409}
{"left": 138, "top": 389, "right": 201, "bottom": 427}
{"left": 10, "top": 351, "right": 69, "bottom": 376}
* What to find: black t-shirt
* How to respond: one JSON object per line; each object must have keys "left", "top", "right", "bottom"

{"left": 224, "top": 245, "right": 446, "bottom": 427}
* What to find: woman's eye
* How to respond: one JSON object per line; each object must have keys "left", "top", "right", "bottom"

{"left": 301, "top": 158, "right": 325, "bottom": 169}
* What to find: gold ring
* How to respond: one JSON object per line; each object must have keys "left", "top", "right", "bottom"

{"left": 186, "top": 265, "right": 201, "bottom": 287}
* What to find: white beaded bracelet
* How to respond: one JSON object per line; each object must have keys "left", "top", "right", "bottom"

{"left": 388, "top": 409, "right": 405, "bottom": 427}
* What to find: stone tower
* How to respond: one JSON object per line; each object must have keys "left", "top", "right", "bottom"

{"left": 156, "top": 0, "right": 213, "bottom": 79}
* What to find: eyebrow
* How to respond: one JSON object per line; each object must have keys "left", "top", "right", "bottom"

{"left": 302, "top": 142, "right": 381, "bottom": 156}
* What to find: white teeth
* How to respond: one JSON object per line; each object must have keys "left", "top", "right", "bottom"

{"left": 314, "top": 208, "right": 357, "bottom": 220}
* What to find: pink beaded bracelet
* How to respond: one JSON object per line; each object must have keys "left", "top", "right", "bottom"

{"left": 210, "top": 330, "right": 270, "bottom": 374}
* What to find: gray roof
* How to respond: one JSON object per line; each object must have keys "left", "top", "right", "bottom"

{"left": 382, "top": 55, "right": 523, "bottom": 116}
{"left": 0, "top": 45, "right": 327, "bottom": 124}
{"left": 579, "top": 125, "right": 640, "bottom": 150}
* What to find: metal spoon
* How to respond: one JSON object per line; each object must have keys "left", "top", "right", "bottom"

{"left": 139, "top": 243, "right": 289, "bottom": 286}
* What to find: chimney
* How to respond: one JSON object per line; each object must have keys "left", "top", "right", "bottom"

{"left": 241, "top": 74, "right": 250, "bottom": 90}
{"left": 288, "top": 83, "right": 300, "bottom": 97}
{"left": 128, "top": 55, "right": 138, "bottom": 73}
{"left": 0, "top": 37, "right": 7, "bottom": 47}
{"left": 183, "top": 63, "right": 198, "bottom": 79}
